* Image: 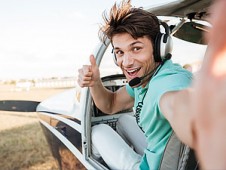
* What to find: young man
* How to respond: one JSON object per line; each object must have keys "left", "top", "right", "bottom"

{"left": 78, "top": 0, "right": 226, "bottom": 169}
{"left": 78, "top": 0, "right": 193, "bottom": 169}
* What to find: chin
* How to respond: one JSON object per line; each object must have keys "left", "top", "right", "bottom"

{"left": 127, "top": 76, "right": 136, "bottom": 82}
{"left": 124, "top": 74, "right": 132, "bottom": 81}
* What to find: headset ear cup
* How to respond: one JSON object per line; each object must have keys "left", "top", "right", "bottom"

{"left": 159, "top": 34, "right": 168, "bottom": 59}
{"left": 161, "top": 34, "right": 173, "bottom": 59}
{"left": 154, "top": 22, "right": 173, "bottom": 62}
{"left": 154, "top": 33, "right": 163, "bottom": 62}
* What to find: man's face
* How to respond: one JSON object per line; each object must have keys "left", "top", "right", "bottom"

{"left": 112, "top": 33, "right": 156, "bottom": 87}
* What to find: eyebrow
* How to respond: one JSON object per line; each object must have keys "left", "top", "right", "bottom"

{"left": 113, "top": 40, "right": 144, "bottom": 50}
{"left": 130, "top": 40, "right": 143, "bottom": 46}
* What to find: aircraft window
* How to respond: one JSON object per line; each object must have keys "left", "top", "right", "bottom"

{"left": 173, "top": 21, "right": 210, "bottom": 45}
{"left": 99, "top": 45, "right": 122, "bottom": 77}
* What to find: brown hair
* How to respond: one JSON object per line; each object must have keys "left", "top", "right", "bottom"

{"left": 99, "top": 0, "right": 160, "bottom": 45}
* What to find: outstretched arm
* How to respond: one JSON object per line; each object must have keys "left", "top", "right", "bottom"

{"left": 191, "top": 0, "right": 226, "bottom": 169}
{"left": 161, "top": 1, "right": 226, "bottom": 169}
{"left": 160, "top": 88, "right": 194, "bottom": 147}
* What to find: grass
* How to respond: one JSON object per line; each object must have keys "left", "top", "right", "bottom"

{"left": 0, "top": 122, "right": 59, "bottom": 170}
{"left": 0, "top": 84, "right": 68, "bottom": 169}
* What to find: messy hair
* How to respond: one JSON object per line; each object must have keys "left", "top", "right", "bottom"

{"left": 99, "top": 0, "right": 160, "bottom": 45}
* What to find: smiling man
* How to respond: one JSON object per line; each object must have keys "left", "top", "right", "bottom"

{"left": 112, "top": 33, "right": 159, "bottom": 88}
{"left": 77, "top": 0, "right": 193, "bottom": 169}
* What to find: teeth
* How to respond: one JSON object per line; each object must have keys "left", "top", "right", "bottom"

{"left": 127, "top": 68, "right": 139, "bottom": 73}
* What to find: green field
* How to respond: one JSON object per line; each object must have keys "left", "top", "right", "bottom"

{"left": 0, "top": 120, "right": 58, "bottom": 170}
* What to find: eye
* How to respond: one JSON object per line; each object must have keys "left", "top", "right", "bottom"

{"left": 132, "top": 47, "right": 142, "bottom": 52}
{"left": 115, "top": 50, "right": 124, "bottom": 57}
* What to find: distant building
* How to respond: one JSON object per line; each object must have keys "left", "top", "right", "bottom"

{"left": 34, "top": 77, "right": 77, "bottom": 88}
{"left": 14, "top": 77, "right": 77, "bottom": 91}
{"left": 15, "top": 80, "right": 34, "bottom": 91}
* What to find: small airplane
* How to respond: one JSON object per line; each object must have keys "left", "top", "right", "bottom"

{"left": 0, "top": 0, "right": 211, "bottom": 169}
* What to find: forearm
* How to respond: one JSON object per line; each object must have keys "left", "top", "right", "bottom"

{"left": 160, "top": 89, "right": 194, "bottom": 148}
{"left": 90, "top": 79, "right": 116, "bottom": 114}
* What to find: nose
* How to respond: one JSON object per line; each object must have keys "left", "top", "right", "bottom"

{"left": 122, "top": 52, "right": 133, "bottom": 66}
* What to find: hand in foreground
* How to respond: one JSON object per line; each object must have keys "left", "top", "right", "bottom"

{"left": 191, "top": 0, "right": 226, "bottom": 169}
{"left": 77, "top": 55, "right": 100, "bottom": 87}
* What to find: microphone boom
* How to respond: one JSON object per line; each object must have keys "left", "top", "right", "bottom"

{"left": 129, "top": 77, "right": 142, "bottom": 87}
{"left": 128, "top": 61, "right": 165, "bottom": 87}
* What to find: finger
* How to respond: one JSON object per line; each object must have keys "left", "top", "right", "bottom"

{"left": 83, "top": 70, "right": 93, "bottom": 77}
{"left": 77, "top": 68, "right": 92, "bottom": 87}
{"left": 201, "top": 0, "right": 226, "bottom": 76}
{"left": 82, "top": 76, "right": 92, "bottom": 81}
{"left": 90, "top": 55, "right": 97, "bottom": 68}
{"left": 208, "top": 0, "right": 226, "bottom": 50}
{"left": 79, "top": 80, "right": 92, "bottom": 87}
{"left": 204, "top": 46, "right": 226, "bottom": 77}
{"left": 77, "top": 75, "right": 92, "bottom": 87}
{"left": 83, "top": 65, "right": 91, "bottom": 73}
{"left": 78, "top": 67, "right": 91, "bottom": 77}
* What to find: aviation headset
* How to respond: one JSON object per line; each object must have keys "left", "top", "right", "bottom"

{"left": 112, "top": 21, "right": 173, "bottom": 65}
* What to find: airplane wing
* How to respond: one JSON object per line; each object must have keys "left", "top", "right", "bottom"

{"left": 147, "top": 0, "right": 211, "bottom": 20}
{"left": 0, "top": 100, "right": 40, "bottom": 112}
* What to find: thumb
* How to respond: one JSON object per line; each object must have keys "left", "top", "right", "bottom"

{"left": 90, "top": 55, "right": 97, "bottom": 68}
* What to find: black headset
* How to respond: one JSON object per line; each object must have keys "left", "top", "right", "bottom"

{"left": 112, "top": 21, "right": 173, "bottom": 65}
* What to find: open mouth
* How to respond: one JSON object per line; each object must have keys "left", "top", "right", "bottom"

{"left": 126, "top": 67, "right": 141, "bottom": 77}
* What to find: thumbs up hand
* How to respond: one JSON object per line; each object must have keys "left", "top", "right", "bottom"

{"left": 77, "top": 55, "right": 100, "bottom": 87}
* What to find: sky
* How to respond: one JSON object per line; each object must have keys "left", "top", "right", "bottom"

{"left": 0, "top": 0, "right": 206, "bottom": 80}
